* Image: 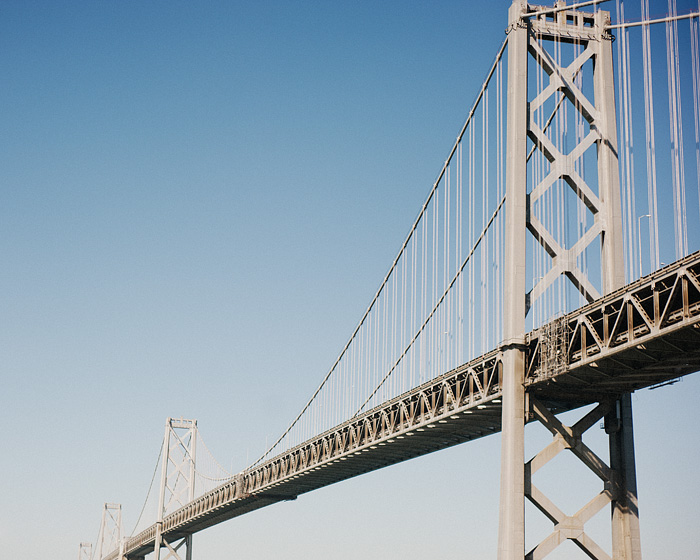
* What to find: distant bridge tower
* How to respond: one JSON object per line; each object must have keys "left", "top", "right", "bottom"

{"left": 154, "top": 417, "right": 197, "bottom": 560}
{"left": 500, "top": 2, "right": 639, "bottom": 559}
{"left": 96, "top": 503, "right": 122, "bottom": 560}
{"left": 78, "top": 542, "right": 92, "bottom": 560}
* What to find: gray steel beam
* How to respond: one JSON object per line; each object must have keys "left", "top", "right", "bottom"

{"left": 499, "top": 2, "right": 529, "bottom": 560}
{"left": 594, "top": 7, "right": 640, "bottom": 555}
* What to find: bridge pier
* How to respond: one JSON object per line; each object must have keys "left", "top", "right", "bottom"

{"left": 607, "top": 395, "right": 642, "bottom": 560}
{"left": 154, "top": 533, "right": 192, "bottom": 560}
{"left": 519, "top": 394, "right": 642, "bottom": 560}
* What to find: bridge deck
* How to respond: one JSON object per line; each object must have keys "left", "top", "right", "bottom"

{"left": 117, "top": 252, "right": 700, "bottom": 560}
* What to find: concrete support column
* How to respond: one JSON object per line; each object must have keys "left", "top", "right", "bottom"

{"left": 498, "top": 2, "right": 528, "bottom": 559}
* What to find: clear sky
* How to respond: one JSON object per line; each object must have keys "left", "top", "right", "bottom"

{"left": 1, "top": 1, "right": 698, "bottom": 559}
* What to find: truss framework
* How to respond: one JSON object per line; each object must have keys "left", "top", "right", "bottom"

{"left": 525, "top": 5, "right": 622, "bottom": 312}
{"left": 527, "top": 252, "right": 700, "bottom": 387}
{"left": 526, "top": 398, "right": 616, "bottom": 560}
{"left": 115, "top": 351, "right": 506, "bottom": 558}
{"left": 102, "top": 252, "right": 700, "bottom": 560}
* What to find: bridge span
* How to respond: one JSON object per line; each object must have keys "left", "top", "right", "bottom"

{"left": 82, "top": 2, "right": 700, "bottom": 559}
{"left": 111, "top": 250, "right": 700, "bottom": 560}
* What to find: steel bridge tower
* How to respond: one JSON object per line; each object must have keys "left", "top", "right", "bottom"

{"left": 78, "top": 542, "right": 92, "bottom": 560}
{"left": 96, "top": 503, "right": 123, "bottom": 560}
{"left": 500, "top": 2, "right": 639, "bottom": 559}
{"left": 153, "top": 417, "right": 197, "bottom": 560}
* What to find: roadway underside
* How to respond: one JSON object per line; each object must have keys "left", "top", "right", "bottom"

{"left": 178, "top": 321, "right": 700, "bottom": 539}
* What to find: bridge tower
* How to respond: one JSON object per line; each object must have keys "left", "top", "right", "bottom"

{"left": 78, "top": 542, "right": 92, "bottom": 560}
{"left": 96, "top": 503, "right": 122, "bottom": 560}
{"left": 500, "top": 2, "right": 639, "bottom": 559}
{"left": 154, "top": 417, "right": 197, "bottom": 560}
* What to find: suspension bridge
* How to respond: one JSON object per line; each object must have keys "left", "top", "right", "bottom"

{"left": 80, "top": 2, "right": 700, "bottom": 559}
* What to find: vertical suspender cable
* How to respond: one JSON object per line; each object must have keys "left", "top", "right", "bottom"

{"left": 575, "top": 33, "right": 586, "bottom": 305}
{"left": 483, "top": 90, "right": 489, "bottom": 352}
{"left": 411, "top": 220, "right": 416, "bottom": 388}
{"left": 558, "top": 33, "right": 566, "bottom": 315}
{"left": 444, "top": 164, "right": 449, "bottom": 373}
{"left": 667, "top": 0, "right": 688, "bottom": 258}
{"left": 391, "top": 263, "right": 396, "bottom": 400}
{"left": 642, "top": 0, "right": 660, "bottom": 271}
{"left": 481, "top": 94, "right": 487, "bottom": 354}
{"left": 471, "top": 117, "right": 475, "bottom": 356}
{"left": 422, "top": 202, "right": 427, "bottom": 381}
{"left": 432, "top": 179, "right": 437, "bottom": 377}
{"left": 691, "top": 9, "right": 700, "bottom": 228}
{"left": 458, "top": 146, "right": 462, "bottom": 364}
{"left": 617, "top": 0, "right": 637, "bottom": 281}
{"left": 401, "top": 233, "right": 407, "bottom": 393}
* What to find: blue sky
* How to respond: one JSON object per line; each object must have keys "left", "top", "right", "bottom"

{"left": 1, "top": 1, "right": 698, "bottom": 559}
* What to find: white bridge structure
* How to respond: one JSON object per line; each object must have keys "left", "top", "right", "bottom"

{"left": 82, "top": 2, "right": 700, "bottom": 559}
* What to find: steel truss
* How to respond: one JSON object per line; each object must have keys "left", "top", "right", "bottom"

{"left": 527, "top": 252, "right": 700, "bottom": 397}
{"left": 526, "top": 398, "right": 623, "bottom": 560}
{"left": 106, "top": 251, "right": 700, "bottom": 560}
{"left": 524, "top": 254, "right": 700, "bottom": 558}
{"left": 114, "top": 351, "right": 506, "bottom": 559}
